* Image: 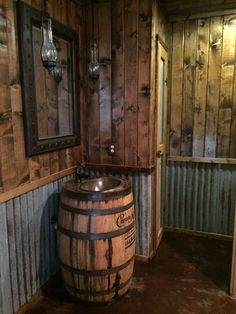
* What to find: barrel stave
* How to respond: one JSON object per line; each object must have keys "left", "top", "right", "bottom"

{"left": 57, "top": 178, "right": 135, "bottom": 303}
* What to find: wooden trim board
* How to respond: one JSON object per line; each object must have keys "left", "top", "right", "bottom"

{"left": 168, "top": 9, "right": 236, "bottom": 22}
{"left": 230, "top": 202, "right": 236, "bottom": 297}
{"left": 164, "top": 227, "right": 233, "bottom": 241}
{"left": 135, "top": 254, "right": 150, "bottom": 263}
{"left": 168, "top": 156, "right": 236, "bottom": 165}
{"left": 156, "top": 227, "right": 164, "bottom": 250}
{"left": 84, "top": 163, "right": 156, "bottom": 173}
{"left": 0, "top": 167, "right": 75, "bottom": 204}
{"left": 16, "top": 290, "right": 43, "bottom": 314}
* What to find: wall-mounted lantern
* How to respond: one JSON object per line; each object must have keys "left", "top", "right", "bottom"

{"left": 88, "top": 0, "right": 100, "bottom": 82}
{"left": 40, "top": 16, "right": 58, "bottom": 71}
{"left": 88, "top": 39, "right": 100, "bottom": 81}
{"left": 50, "top": 38, "right": 63, "bottom": 83}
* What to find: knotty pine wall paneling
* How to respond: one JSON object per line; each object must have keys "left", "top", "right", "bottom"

{"left": 124, "top": 0, "right": 138, "bottom": 167}
{"left": 205, "top": 17, "right": 223, "bottom": 158}
{"left": 85, "top": 1, "right": 112, "bottom": 165}
{"left": 217, "top": 15, "right": 235, "bottom": 157}
{"left": 169, "top": 21, "right": 184, "bottom": 156}
{"left": 192, "top": 18, "right": 209, "bottom": 156}
{"left": 0, "top": 0, "right": 84, "bottom": 194}
{"left": 84, "top": 0, "right": 165, "bottom": 168}
{"left": 110, "top": 0, "right": 125, "bottom": 165}
{"left": 0, "top": 0, "right": 18, "bottom": 191}
{"left": 138, "top": 0, "right": 152, "bottom": 167}
{"left": 169, "top": 14, "right": 236, "bottom": 158}
{"left": 181, "top": 19, "right": 197, "bottom": 156}
{"left": 149, "top": 0, "right": 157, "bottom": 168}
{"left": 83, "top": 0, "right": 169, "bottom": 259}
{"left": 98, "top": 3, "right": 112, "bottom": 165}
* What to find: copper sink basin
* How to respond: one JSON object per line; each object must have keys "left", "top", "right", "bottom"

{"left": 79, "top": 177, "right": 123, "bottom": 192}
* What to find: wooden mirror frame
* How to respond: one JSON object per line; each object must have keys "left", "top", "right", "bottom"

{"left": 17, "top": 1, "right": 80, "bottom": 156}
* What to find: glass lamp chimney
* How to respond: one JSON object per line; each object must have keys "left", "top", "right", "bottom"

{"left": 50, "top": 47, "right": 63, "bottom": 83}
{"left": 88, "top": 40, "right": 100, "bottom": 81}
{"left": 41, "top": 17, "right": 57, "bottom": 70}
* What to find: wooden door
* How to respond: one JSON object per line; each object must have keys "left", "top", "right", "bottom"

{"left": 155, "top": 38, "right": 168, "bottom": 251}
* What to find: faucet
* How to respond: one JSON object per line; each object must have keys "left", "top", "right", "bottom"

{"left": 75, "top": 162, "right": 90, "bottom": 181}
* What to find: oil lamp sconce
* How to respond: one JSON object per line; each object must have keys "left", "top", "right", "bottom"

{"left": 40, "top": 15, "right": 57, "bottom": 70}
{"left": 40, "top": 15, "right": 63, "bottom": 82}
{"left": 88, "top": 39, "right": 111, "bottom": 81}
{"left": 88, "top": 39, "right": 100, "bottom": 81}
{"left": 50, "top": 38, "right": 63, "bottom": 83}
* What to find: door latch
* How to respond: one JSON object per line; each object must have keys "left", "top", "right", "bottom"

{"left": 156, "top": 150, "right": 164, "bottom": 158}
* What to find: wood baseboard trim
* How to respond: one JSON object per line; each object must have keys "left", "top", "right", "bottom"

{"left": 15, "top": 289, "right": 43, "bottom": 314}
{"left": 155, "top": 227, "right": 164, "bottom": 251}
{"left": 164, "top": 227, "right": 233, "bottom": 241}
{"left": 16, "top": 271, "right": 61, "bottom": 314}
{"left": 0, "top": 167, "right": 75, "bottom": 204}
{"left": 135, "top": 254, "right": 150, "bottom": 263}
{"left": 230, "top": 203, "right": 236, "bottom": 297}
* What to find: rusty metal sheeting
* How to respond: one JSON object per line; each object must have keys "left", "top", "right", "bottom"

{"left": 166, "top": 161, "right": 236, "bottom": 235}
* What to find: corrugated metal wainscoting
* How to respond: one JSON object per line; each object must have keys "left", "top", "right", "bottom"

{"left": 0, "top": 170, "right": 153, "bottom": 314}
{"left": 0, "top": 174, "right": 74, "bottom": 314}
{"left": 166, "top": 161, "right": 236, "bottom": 235}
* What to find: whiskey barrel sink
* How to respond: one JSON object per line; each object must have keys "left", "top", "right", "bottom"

{"left": 57, "top": 176, "right": 136, "bottom": 303}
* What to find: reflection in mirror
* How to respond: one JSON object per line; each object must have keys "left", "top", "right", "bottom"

{"left": 17, "top": 1, "right": 80, "bottom": 156}
{"left": 32, "top": 27, "right": 73, "bottom": 139}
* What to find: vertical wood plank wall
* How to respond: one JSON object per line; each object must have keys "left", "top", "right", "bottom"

{"left": 0, "top": 174, "right": 74, "bottom": 314}
{"left": 84, "top": 0, "right": 169, "bottom": 168}
{"left": 82, "top": 0, "right": 169, "bottom": 266}
{"left": 0, "top": 0, "right": 84, "bottom": 194}
{"left": 169, "top": 14, "right": 236, "bottom": 158}
{"left": 166, "top": 12, "right": 236, "bottom": 236}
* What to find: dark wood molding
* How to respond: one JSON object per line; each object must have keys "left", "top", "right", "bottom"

{"left": 0, "top": 167, "right": 75, "bottom": 204}
{"left": 83, "top": 163, "right": 156, "bottom": 173}
{"left": 156, "top": 34, "right": 168, "bottom": 52}
{"left": 158, "top": 0, "right": 236, "bottom": 21}
{"left": 164, "top": 227, "right": 233, "bottom": 241}
{"left": 230, "top": 202, "right": 236, "bottom": 297}
{"left": 168, "top": 156, "right": 236, "bottom": 164}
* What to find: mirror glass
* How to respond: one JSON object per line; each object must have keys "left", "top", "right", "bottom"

{"left": 17, "top": 2, "right": 80, "bottom": 156}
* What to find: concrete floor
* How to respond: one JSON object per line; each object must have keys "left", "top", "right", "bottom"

{"left": 21, "top": 232, "right": 236, "bottom": 314}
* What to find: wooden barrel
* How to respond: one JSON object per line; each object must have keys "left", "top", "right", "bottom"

{"left": 57, "top": 177, "right": 135, "bottom": 303}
